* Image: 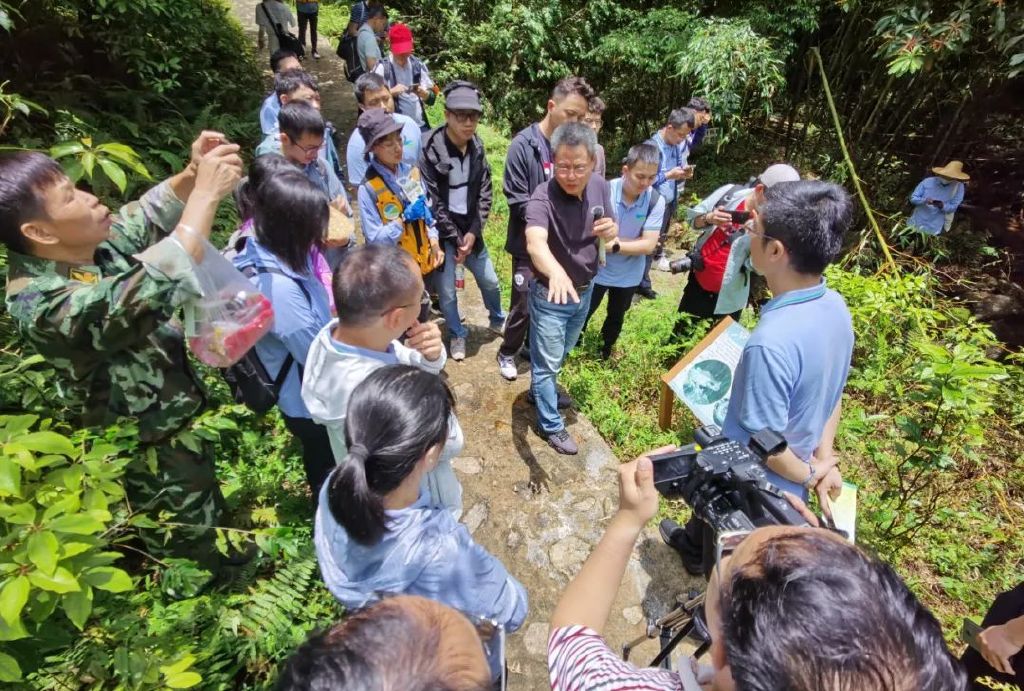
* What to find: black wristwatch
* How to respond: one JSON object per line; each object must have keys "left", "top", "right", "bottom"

{"left": 611, "top": 241, "right": 621, "bottom": 254}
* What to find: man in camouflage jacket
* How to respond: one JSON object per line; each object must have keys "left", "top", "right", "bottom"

{"left": 0, "top": 131, "right": 243, "bottom": 570}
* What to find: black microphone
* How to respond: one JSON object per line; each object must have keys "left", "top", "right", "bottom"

{"left": 592, "top": 206, "right": 607, "bottom": 265}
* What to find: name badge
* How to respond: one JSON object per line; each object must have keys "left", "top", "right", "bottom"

{"left": 542, "top": 161, "right": 553, "bottom": 179}
{"left": 382, "top": 202, "right": 402, "bottom": 221}
{"left": 68, "top": 268, "right": 100, "bottom": 284}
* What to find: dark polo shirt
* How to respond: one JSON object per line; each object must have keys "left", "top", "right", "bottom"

{"left": 525, "top": 174, "right": 614, "bottom": 287}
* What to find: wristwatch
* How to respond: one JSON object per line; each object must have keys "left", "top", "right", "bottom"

{"left": 611, "top": 241, "right": 621, "bottom": 254}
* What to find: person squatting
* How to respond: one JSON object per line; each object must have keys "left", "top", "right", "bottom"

{"left": 0, "top": 11, "right": 991, "bottom": 689}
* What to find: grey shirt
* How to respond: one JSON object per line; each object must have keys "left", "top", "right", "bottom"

{"left": 356, "top": 23, "right": 381, "bottom": 71}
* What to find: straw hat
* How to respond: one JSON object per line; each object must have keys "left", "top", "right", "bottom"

{"left": 932, "top": 160, "right": 970, "bottom": 181}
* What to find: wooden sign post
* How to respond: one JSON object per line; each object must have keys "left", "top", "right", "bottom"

{"left": 658, "top": 317, "right": 736, "bottom": 431}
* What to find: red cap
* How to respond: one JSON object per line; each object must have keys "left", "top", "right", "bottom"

{"left": 388, "top": 22, "right": 414, "bottom": 54}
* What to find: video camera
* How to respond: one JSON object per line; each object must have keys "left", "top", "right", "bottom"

{"left": 649, "top": 425, "right": 810, "bottom": 534}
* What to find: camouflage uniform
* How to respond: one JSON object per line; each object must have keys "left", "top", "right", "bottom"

{"left": 5, "top": 181, "right": 225, "bottom": 569}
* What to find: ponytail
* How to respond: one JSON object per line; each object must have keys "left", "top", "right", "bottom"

{"left": 325, "top": 366, "right": 454, "bottom": 546}
{"left": 328, "top": 444, "right": 387, "bottom": 546}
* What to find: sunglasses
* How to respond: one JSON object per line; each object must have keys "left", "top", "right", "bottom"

{"left": 371, "top": 590, "right": 506, "bottom": 690}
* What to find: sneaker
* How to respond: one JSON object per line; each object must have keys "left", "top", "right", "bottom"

{"left": 636, "top": 287, "right": 658, "bottom": 300}
{"left": 497, "top": 353, "right": 517, "bottom": 380}
{"left": 527, "top": 389, "right": 573, "bottom": 410}
{"left": 450, "top": 337, "right": 466, "bottom": 361}
{"left": 659, "top": 518, "right": 705, "bottom": 577}
{"left": 546, "top": 429, "right": 578, "bottom": 455}
{"left": 656, "top": 256, "right": 672, "bottom": 272}
{"left": 312, "top": 50, "right": 321, "bottom": 59}
{"left": 488, "top": 317, "right": 507, "bottom": 335}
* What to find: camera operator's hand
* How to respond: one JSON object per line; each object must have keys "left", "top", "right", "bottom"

{"left": 782, "top": 492, "right": 820, "bottom": 527}
{"left": 617, "top": 446, "right": 673, "bottom": 530}
{"left": 979, "top": 622, "right": 1024, "bottom": 675}
{"left": 705, "top": 207, "right": 733, "bottom": 226}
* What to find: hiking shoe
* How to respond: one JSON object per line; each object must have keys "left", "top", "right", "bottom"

{"left": 546, "top": 429, "right": 578, "bottom": 455}
{"left": 450, "top": 337, "right": 466, "bottom": 361}
{"left": 497, "top": 353, "right": 517, "bottom": 380}
{"left": 312, "top": 50, "right": 321, "bottom": 59}
{"left": 636, "top": 287, "right": 658, "bottom": 300}
{"left": 656, "top": 256, "right": 672, "bottom": 272}
{"left": 659, "top": 518, "right": 705, "bottom": 577}
{"left": 488, "top": 317, "right": 507, "bottom": 335}
{"left": 527, "top": 389, "right": 573, "bottom": 410}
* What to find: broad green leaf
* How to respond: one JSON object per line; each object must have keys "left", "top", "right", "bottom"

{"left": 82, "top": 566, "right": 132, "bottom": 592}
{"left": 27, "top": 531, "right": 59, "bottom": 575}
{"left": 0, "top": 652, "right": 21, "bottom": 682}
{"left": 160, "top": 655, "right": 196, "bottom": 676}
{"left": 0, "top": 576, "right": 29, "bottom": 626}
{"left": 17, "top": 431, "right": 75, "bottom": 457}
{"left": 62, "top": 586, "right": 93, "bottom": 630}
{"left": 49, "top": 141, "right": 85, "bottom": 159}
{"left": 0, "top": 457, "right": 21, "bottom": 497}
{"left": 98, "top": 158, "right": 127, "bottom": 193}
{"left": 47, "top": 513, "right": 104, "bottom": 535}
{"left": 0, "top": 502, "right": 35, "bottom": 524}
{"left": 81, "top": 151, "right": 96, "bottom": 179}
{"left": 0, "top": 612, "right": 28, "bottom": 641}
{"left": 60, "top": 542, "right": 95, "bottom": 559}
{"left": 28, "top": 566, "right": 80, "bottom": 594}
{"left": 164, "top": 671, "right": 202, "bottom": 689}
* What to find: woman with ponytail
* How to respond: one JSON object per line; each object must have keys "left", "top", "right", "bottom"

{"left": 315, "top": 365, "right": 528, "bottom": 680}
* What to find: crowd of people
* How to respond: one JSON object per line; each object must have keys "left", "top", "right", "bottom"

{"left": 0, "top": 1, "right": 1016, "bottom": 688}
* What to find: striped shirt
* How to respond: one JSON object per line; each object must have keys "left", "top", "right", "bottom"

{"left": 548, "top": 626, "right": 684, "bottom": 691}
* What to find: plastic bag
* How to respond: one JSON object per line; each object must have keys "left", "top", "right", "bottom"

{"left": 184, "top": 233, "right": 274, "bottom": 368}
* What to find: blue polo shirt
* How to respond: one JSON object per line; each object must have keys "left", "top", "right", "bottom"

{"left": 722, "top": 280, "right": 854, "bottom": 498}
{"left": 595, "top": 178, "right": 664, "bottom": 288}
{"left": 649, "top": 131, "right": 681, "bottom": 204}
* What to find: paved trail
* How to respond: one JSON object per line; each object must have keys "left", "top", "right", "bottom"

{"left": 227, "top": 4, "right": 697, "bottom": 686}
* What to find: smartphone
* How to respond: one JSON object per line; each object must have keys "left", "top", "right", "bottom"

{"left": 962, "top": 618, "right": 983, "bottom": 652}
{"left": 728, "top": 209, "right": 752, "bottom": 225}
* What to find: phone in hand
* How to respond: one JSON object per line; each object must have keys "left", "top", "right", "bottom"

{"left": 962, "top": 618, "right": 983, "bottom": 652}
{"left": 728, "top": 209, "right": 752, "bottom": 225}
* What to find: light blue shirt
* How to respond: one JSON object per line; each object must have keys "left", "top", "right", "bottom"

{"left": 346, "top": 112, "right": 421, "bottom": 185}
{"left": 908, "top": 176, "right": 964, "bottom": 235}
{"left": 595, "top": 178, "right": 664, "bottom": 288}
{"left": 232, "top": 238, "right": 333, "bottom": 418}
{"left": 259, "top": 92, "right": 280, "bottom": 136}
{"left": 357, "top": 161, "right": 438, "bottom": 245}
{"left": 649, "top": 131, "right": 681, "bottom": 203}
{"left": 315, "top": 483, "right": 529, "bottom": 678}
{"left": 722, "top": 280, "right": 853, "bottom": 498}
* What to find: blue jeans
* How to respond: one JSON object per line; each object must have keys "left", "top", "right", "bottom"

{"left": 438, "top": 242, "right": 506, "bottom": 340}
{"left": 528, "top": 281, "right": 593, "bottom": 434}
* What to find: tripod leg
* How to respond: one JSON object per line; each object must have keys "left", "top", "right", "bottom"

{"left": 650, "top": 620, "right": 694, "bottom": 669}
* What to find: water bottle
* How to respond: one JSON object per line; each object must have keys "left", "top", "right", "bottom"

{"left": 455, "top": 263, "right": 465, "bottom": 290}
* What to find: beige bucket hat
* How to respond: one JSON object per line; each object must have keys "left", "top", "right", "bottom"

{"left": 932, "top": 160, "right": 970, "bottom": 181}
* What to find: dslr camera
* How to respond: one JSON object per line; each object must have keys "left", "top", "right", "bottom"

{"left": 649, "top": 425, "right": 809, "bottom": 534}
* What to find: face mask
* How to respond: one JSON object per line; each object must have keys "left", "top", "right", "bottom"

{"left": 939, "top": 179, "right": 952, "bottom": 187}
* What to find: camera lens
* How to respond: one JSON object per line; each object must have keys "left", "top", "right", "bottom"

{"left": 669, "top": 257, "right": 692, "bottom": 274}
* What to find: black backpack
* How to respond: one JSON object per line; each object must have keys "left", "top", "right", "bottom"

{"left": 260, "top": 2, "right": 305, "bottom": 58}
{"left": 337, "top": 33, "right": 364, "bottom": 82}
{"left": 221, "top": 265, "right": 310, "bottom": 414}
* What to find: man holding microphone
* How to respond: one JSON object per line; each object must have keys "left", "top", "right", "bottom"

{"left": 525, "top": 122, "right": 617, "bottom": 455}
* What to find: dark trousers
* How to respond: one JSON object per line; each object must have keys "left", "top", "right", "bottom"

{"left": 961, "top": 583, "right": 1024, "bottom": 689}
{"left": 673, "top": 275, "right": 741, "bottom": 336}
{"left": 282, "top": 415, "right": 334, "bottom": 498}
{"left": 639, "top": 199, "right": 678, "bottom": 291}
{"left": 298, "top": 11, "right": 318, "bottom": 51}
{"left": 583, "top": 283, "right": 637, "bottom": 353}
{"left": 499, "top": 256, "right": 534, "bottom": 357}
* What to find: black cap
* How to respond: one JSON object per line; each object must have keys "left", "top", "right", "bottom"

{"left": 357, "top": 108, "right": 402, "bottom": 149}
{"left": 443, "top": 81, "right": 483, "bottom": 113}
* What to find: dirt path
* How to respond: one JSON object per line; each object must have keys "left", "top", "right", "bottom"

{"left": 227, "top": 4, "right": 697, "bottom": 686}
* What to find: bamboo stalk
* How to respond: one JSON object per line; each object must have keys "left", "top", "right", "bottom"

{"left": 810, "top": 46, "right": 897, "bottom": 273}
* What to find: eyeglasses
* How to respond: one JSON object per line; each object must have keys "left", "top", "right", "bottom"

{"left": 447, "top": 109, "right": 481, "bottom": 123}
{"left": 714, "top": 529, "right": 752, "bottom": 586}
{"left": 554, "top": 163, "right": 592, "bottom": 178}
{"left": 371, "top": 590, "right": 506, "bottom": 691}
{"left": 291, "top": 140, "right": 322, "bottom": 155}
{"left": 381, "top": 290, "right": 430, "bottom": 316}
{"left": 583, "top": 118, "right": 603, "bottom": 129}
